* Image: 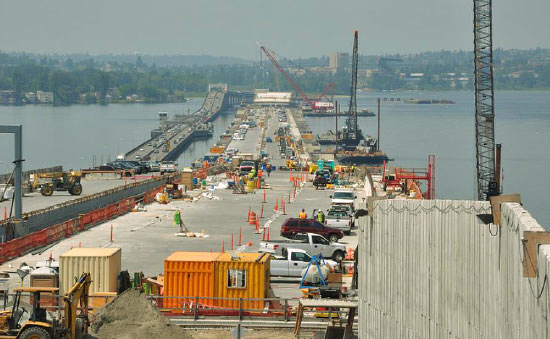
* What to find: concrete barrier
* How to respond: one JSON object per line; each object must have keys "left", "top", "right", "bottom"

{"left": 359, "top": 199, "right": 550, "bottom": 338}
{"left": 83, "top": 172, "right": 121, "bottom": 180}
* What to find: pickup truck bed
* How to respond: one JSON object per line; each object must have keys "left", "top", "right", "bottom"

{"left": 259, "top": 233, "right": 346, "bottom": 262}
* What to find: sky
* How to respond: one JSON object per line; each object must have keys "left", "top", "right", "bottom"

{"left": 1, "top": 0, "right": 549, "bottom": 59}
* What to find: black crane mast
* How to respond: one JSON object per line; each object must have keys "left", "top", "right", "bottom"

{"left": 473, "top": 0, "right": 500, "bottom": 200}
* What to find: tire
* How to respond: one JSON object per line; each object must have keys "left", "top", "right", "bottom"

{"left": 332, "top": 250, "right": 345, "bottom": 262}
{"left": 329, "top": 234, "right": 339, "bottom": 243}
{"left": 69, "top": 184, "right": 82, "bottom": 196}
{"left": 40, "top": 186, "right": 53, "bottom": 196}
{"left": 19, "top": 326, "right": 51, "bottom": 339}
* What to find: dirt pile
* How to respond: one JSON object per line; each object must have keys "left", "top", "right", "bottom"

{"left": 90, "top": 289, "right": 190, "bottom": 339}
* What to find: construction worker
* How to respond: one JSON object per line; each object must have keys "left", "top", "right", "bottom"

{"left": 299, "top": 209, "right": 307, "bottom": 219}
{"left": 351, "top": 164, "right": 356, "bottom": 175}
{"left": 266, "top": 163, "right": 272, "bottom": 177}
{"left": 316, "top": 210, "right": 325, "bottom": 224}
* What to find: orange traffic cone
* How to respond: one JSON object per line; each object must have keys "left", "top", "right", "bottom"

{"left": 255, "top": 219, "right": 260, "bottom": 234}
{"left": 274, "top": 198, "right": 278, "bottom": 211}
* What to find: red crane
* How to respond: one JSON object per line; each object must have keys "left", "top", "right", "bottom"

{"left": 257, "top": 42, "right": 334, "bottom": 109}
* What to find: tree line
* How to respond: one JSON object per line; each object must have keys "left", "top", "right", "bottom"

{"left": 1, "top": 48, "right": 549, "bottom": 105}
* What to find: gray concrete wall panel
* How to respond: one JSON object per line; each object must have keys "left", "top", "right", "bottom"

{"left": 358, "top": 199, "right": 550, "bottom": 338}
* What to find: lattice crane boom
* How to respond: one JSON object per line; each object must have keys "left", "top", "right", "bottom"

{"left": 347, "top": 30, "right": 359, "bottom": 141}
{"left": 257, "top": 42, "right": 314, "bottom": 107}
{"left": 473, "top": 0, "right": 498, "bottom": 200}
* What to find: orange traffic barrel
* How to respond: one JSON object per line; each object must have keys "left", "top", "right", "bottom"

{"left": 249, "top": 212, "right": 257, "bottom": 225}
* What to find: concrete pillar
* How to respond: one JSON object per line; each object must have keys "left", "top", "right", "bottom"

{"left": 0, "top": 125, "right": 23, "bottom": 219}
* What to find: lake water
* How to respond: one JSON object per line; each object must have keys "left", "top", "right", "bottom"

{"left": 0, "top": 91, "right": 548, "bottom": 227}
{"left": 307, "top": 90, "right": 550, "bottom": 228}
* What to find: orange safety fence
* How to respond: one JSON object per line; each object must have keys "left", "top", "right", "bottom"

{"left": 0, "top": 184, "right": 163, "bottom": 264}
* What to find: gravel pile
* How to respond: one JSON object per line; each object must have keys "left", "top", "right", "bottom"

{"left": 90, "top": 289, "right": 190, "bottom": 339}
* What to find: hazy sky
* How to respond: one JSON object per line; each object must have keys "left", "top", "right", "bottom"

{"left": 1, "top": 0, "right": 549, "bottom": 59}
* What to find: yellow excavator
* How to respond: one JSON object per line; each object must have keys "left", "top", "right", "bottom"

{"left": 0, "top": 272, "right": 91, "bottom": 339}
{"left": 29, "top": 172, "right": 83, "bottom": 197}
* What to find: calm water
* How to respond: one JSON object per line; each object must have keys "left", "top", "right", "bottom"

{"left": 0, "top": 91, "right": 548, "bottom": 227}
{"left": 307, "top": 90, "right": 550, "bottom": 228}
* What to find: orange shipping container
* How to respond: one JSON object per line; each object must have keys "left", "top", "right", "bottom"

{"left": 164, "top": 252, "right": 221, "bottom": 310}
{"left": 213, "top": 252, "right": 270, "bottom": 311}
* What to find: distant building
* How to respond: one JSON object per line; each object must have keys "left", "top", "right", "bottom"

{"left": 307, "top": 67, "right": 335, "bottom": 75}
{"left": 253, "top": 91, "right": 294, "bottom": 106}
{"left": 330, "top": 52, "right": 349, "bottom": 70}
{"left": 0, "top": 90, "right": 15, "bottom": 105}
{"left": 440, "top": 72, "right": 469, "bottom": 88}
{"left": 37, "top": 91, "right": 54, "bottom": 104}
{"left": 25, "top": 92, "right": 36, "bottom": 103}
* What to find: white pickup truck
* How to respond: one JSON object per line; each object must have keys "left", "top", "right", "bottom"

{"left": 330, "top": 190, "right": 357, "bottom": 211}
{"left": 259, "top": 233, "right": 347, "bottom": 262}
{"left": 270, "top": 248, "right": 338, "bottom": 277}
{"left": 160, "top": 161, "right": 177, "bottom": 175}
{"left": 325, "top": 209, "right": 353, "bottom": 235}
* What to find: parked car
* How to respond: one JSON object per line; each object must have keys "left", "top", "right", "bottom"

{"left": 160, "top": 161, "right": 177, "bottom": 174}
{"left": 108, "top": 161, "right": 142, "bottom": 174}
{"left": 147, "top": 161, "right": 160, "bottom": 172}
{"left": 330, "top": 190, "right": 357, "bottom": 211}
{"left": 126, "top": 160, "right": 149, "bottom": 173}
{"left": 280, "top": 218, "right": 344, "bottom": 243}
{"left": 259, "top": 233, "right": 346, "bottom": 262}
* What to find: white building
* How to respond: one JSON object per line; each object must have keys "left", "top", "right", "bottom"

{"left": 37, "top": 91, "right": 54, "bottom": 104}
{"left": 330, "top": 52, "right": 349, "bottom": 70}
{"left": 253, "top": 91, "right": 294, "bottom": 106}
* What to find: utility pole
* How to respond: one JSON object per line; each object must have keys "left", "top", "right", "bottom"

{"left": 377, "top": 98, "right": 381, "bottom": 152}
{"left": 473, "top": 0, "right": 498, "bottom": 200}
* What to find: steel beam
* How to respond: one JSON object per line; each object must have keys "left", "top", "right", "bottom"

{"left": 0, "top": 125, "right": 23, "bottom": 219}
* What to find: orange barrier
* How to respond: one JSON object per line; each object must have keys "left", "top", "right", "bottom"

{"left": 0, "top": 184, "right": 164, "bottom": 264}
{"left": 249, "top": 212, "right": 257, "bottom": 225}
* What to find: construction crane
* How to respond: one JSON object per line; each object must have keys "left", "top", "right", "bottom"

{"left": 339, "top": 31, "right": 362, "bottom": 147}
{"left": 257, "top": 42, "right": 334, "bottom": 110}
{"left": 473, "top": 0, "right": 501, "bottom": 200}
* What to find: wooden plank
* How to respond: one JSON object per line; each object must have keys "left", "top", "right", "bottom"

{"left": 523, "top": 231, "right": 550, "bottom": 278}
{"left": 489, "top": 194, "right": 521, "bottom": 225}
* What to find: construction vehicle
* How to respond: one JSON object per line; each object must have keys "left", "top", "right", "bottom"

{"left": 30, "top": 172, "right": 83, "bottom": 196}
{"left": 0, "top": 272, "right": 91, "bottom": 339}
{"left": 286, "top": 159, "right": 299, "bottom": 170}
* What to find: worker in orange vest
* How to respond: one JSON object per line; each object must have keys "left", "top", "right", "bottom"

{"left": 299, "top": 209, "right": 307, "bottom": 219}
{"left": 257, "top": 169, "right": 263, "bottom": 178}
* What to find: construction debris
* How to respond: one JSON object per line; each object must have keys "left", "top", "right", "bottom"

{"left": 90, "top": 289, "right": 190, "bottom": 339}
